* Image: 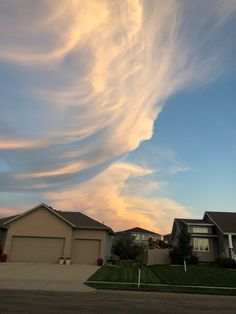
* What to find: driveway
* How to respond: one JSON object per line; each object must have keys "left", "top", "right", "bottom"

{"left": 0, "top": 262, "right": 99, "bottom": 292}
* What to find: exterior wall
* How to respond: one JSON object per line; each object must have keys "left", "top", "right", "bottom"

{"left": 191, "top": 237, "right": 216, "bottom": 262}
{"left": 3, "top": 206, "right": 73, "bottom": 259}
{"left": 148, "top": 248, "right": 170, "bottom": 265}
{"left": 71, "top": 229, "right": 107, "bottom": 263}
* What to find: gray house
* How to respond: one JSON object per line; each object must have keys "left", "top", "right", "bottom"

{"left": 114, "top": 227, "right": 161, "bottom": 247}
{"left": 171, "top": 211, "right": 236, "bottom": 263}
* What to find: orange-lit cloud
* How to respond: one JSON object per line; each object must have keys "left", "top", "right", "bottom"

{"left": 46, "top": 161, "right": 190, "bottom": 234}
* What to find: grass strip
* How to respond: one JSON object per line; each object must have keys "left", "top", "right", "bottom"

{"left": 86, "top": 282, "right": 236, "bottom": 296}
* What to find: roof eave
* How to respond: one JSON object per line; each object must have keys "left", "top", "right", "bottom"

{"left": 76, "top": 226, "right": 114, "bottom": 234}
{"left": 3, "top": 203, "right": 76, "bottom": 228}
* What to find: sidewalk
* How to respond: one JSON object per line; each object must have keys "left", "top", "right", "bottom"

{"left": 0, "top": 262, "right": 99, "bottom": 292}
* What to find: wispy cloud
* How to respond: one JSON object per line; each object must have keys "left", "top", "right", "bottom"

{"left": 46, "top": 161, "right": 190, "bottom": 233}
{"left": 0, "top": 0, "right": 235, "bottom": 231}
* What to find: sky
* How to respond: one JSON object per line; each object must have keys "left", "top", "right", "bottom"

{"left": 0, "top": 0, "right": 236, "bottom": 234}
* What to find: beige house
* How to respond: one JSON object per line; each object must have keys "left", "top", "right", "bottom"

{"left": 0, "top": 203, "right": 113, "bottom": 265}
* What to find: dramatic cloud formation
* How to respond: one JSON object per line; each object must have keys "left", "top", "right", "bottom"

{"left": 46, "top": 161, "right": 190, "bottom": 234}
{"left": 0, "top": 0, "right": 235, "bottom": 232}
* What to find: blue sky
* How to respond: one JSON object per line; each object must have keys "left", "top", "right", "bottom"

{"left": 134, "top": 71, "right": 236, "bottom": 216}
{"left": 0, "top": 1, "right": 236, "bottom": 233}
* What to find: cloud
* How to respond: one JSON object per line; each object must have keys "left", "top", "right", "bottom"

{"left": 168, "top": 164, "right": 190, "bottom": 175}
{"left": 0, "top": 207, "right": 22, "bottom": 218}
{"left": 0, "top": 1, "right": 235, "bottom": 231}
{"left": 46, "top": 161, "right": 190, "bottom": 233}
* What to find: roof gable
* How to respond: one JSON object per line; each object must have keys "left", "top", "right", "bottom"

{"left": 205, "top": 211, "right": 236, "bottom": 234}
{"left": 116, "top": 226, "right": 160, "bottom": 236}
{"left": 3, "top": 203, "right": 75, "bottom": 228}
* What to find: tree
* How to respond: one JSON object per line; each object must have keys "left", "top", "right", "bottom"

{"left": 177, "top": 228, "right": 192, "bottom": 262}
{"left": 169, "top": 228, "right": 197, "bottom": 264}
{"left": 112, "top": 234, "right": 145, "bottom": 261}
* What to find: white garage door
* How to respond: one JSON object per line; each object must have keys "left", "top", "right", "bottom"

{"left": 10, "top": 236, "right": 65, "bottom": 263}
{"left": 74, "top": 239, "right": 101, "bottom": 265}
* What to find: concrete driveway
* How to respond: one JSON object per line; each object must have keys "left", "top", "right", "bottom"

{"left": 0, "top": 262, "right": 99, "bottom": 292}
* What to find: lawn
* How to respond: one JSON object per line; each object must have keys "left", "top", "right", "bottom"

{"left": 87, "top": 261, "right": 236, "bottom": 288}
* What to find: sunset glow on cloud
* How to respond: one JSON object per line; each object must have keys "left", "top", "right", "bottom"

{"left": 0, "top": 1, "right": 236, "bottom": 233}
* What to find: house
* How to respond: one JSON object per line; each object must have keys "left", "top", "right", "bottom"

{"left": 171, "top": 211, "right": 236, "bottom": 262}
{"left": 0, "top": 203, "right": 113, "bottom": 265}
{"left": 163, "top": 233, "right": 172, "bottom": 245}
{"left": 114, "top": 227, "right": 161, "bottom": 247}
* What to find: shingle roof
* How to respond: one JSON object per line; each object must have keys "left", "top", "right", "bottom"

{"left": 0, "top": 207, "right": 113, "bottom": 233}
{"left": 115, "top": 227, "right": 161, "bottom": 236}
{"left": 56, "top": 211, "right": 112, "bottom": 232}
{"left": 205, "top": 211, "right": 236, "bottom": 234}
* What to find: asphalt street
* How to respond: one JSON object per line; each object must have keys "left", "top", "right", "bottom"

{"left": 0, "top": 289, "right": 236, "bottom": 314}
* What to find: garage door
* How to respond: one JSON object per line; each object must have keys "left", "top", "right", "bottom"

{"left": 10, "top": 236, "right": 65, "bottom": 263}
{"left": 74, "top": 239, "right": 101, "bottom": 265}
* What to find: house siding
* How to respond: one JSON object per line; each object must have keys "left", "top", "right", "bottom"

{"left": 191, "top": 237, "right": 216, "bottom": 262}
{"left": 3, "top": 206, "right": 73, "bottom": 259}
{"left": 72, "top": 229, "right": 108, "bottom": 263}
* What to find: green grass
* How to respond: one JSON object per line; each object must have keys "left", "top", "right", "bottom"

{"left": 86, "top": 282, "right": 236, "bottom": 296}
{"left": 88, "top": 262, "right": 236, "bottom": 288}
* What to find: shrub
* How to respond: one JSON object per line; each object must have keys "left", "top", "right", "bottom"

{"left": 169, "top": 247, "right": 183, "bottom": 264}
{"left": 188, "top": 254, "right": 199, "bottom": 265}
{"left": 112, "top": 235, "right": 145, "bottom": 262}
{"left": 169, "top": 248, "right": 199, "bottom": 265}
{"left": 215, "top": 257, "right": 236, "bottom": 269}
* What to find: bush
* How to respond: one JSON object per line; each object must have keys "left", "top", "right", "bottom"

{"left": 169, "top": 247, "right": 183, "bottom": 264}
{"left": 215, "top": 257, "right": 236, "bottom": 269}
{"left": 169, "top": 248, "right": 199, "bottom": 265}
{"left": 112, "top": 235, "right": 145, "bottom": 262}
{"left": 188, "top": 254, "right": 199, "bottom": 265}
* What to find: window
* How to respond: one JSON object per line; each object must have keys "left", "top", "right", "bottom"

{"left": 193, "top": 238, "right": 209, "bottom": 251}
{"left": 192, "top": 227, "right": 208, "bottom": 233}
{"left": 134, "top": 234, "right": 146, "bottom": 241}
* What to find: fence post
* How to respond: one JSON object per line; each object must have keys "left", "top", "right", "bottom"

{"left": 184, "top": 259, "right": 187, "bottom": 272}
{"left": 138, "top": 268, "right": 141, "bottom": 288}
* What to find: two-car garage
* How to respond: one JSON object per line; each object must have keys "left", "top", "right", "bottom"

{"left": 9, "top": 236, "right": 101, "bottom": 265}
